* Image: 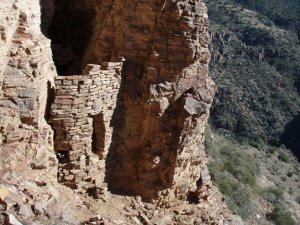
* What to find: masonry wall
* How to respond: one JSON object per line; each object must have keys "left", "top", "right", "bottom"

{"left": 50, "top": 61, "right": 122, "bottom": 192}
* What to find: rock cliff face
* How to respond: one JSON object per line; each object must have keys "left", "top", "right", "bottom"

{"left": 0, "top": 0, "right": 242, "bottom": 224}
{"left": 83, "top": 0, "right": 214, "bottom": 202}
{"left": 0, "top": 0, "right": 57, "bottom": 182}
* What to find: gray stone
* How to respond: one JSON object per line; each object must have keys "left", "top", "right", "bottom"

{"left": 18, "top": 204, "right": 33, "bottom": 217}
{"left": 183, "top": 97, "right": 206, "bottom": 116}
{"left": 33, "top": 202, "right": 43, "bottom": 215}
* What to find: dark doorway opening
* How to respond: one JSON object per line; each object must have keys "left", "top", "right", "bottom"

{"left": 43, "top": 0, "right": 96, "bottom": 75}
{"left": 92, "top": 113, "right": 105, "bottom": 159}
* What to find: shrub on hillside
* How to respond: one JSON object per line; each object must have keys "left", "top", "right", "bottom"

{"left": 278, "top": 151, "right": 289, "bottom": 162}
{"left": 211, "top": 170, "right": 254, "bottom": 219}
{"left": 267, "top": 203, "right": 295, "bottom": 225}
{"left": 260, "top": 187, "right": 283, "bottom": 203}
{"left": 296, "top": 196, "right": 300, "bottom": 204}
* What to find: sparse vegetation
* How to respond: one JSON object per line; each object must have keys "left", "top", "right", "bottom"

{"left": 260, "top": 187, "right": 283, "bottom": 203}
{"left": 205, "top": 126, "right": 299, "bottom": 224}
{"left": 205, "top": 127, "right": 259, "bottom": 219}
{"left": 267, "top": 203, "right": 295, "bottom": 225}
{"left": 278, "top": 151, "right": 289, "bottom": 162}
{"left": 204, "top": 0, "right": 300, "bottom": 223}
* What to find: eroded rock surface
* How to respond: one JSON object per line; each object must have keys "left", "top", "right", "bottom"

{"left": 84, "top": 0, "right": 215, "bottom": 202}
{"left": 0, "top": 0, "right": 243, "bottom": 224}
{"left": 0, "top": 0, "right": 57, "bottom": 182}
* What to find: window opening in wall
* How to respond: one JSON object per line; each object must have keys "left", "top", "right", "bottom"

{"left": 44, "top": 81, "right": 54, "bottom": 121}
{"left": 92, "top": 112, "right": 105, "bottom": 159}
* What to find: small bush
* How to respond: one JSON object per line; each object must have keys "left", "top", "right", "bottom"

{"left": 268, "top": 146, "right": 278, "bottom": 154}
{"left": 213, "top": 172, "right": 253, "bottom": 219}
{"left": 260, "top": 187, "right": 283, "bottom": 203}
{"left": 267, "top": 203, "right": 295, "bottom": 225}
{"left": 296, "top": 196, "right": 300, "bottom": 204}
{"left": 278, "top": 151, "right": 289, "bottom": 162}
{"left": 248, "top": 137, "right": 265, "bottom": 149}
{"left": 287, "top": 171, "right": 293, "bottom": 177}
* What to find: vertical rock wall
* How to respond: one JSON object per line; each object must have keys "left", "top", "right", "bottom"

{"left": 84, "top": 0, "right": 215, "bottom": 201}
{"left": 0, "top": 1, "right": 243, "bottom": 224}
{"left": 1, "top": 0, "right": 216, "bottom": 204}
{"left": 0, "top": 0, "right": 57, "bottom": 182}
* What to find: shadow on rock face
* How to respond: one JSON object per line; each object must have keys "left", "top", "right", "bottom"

{"left": 280, "top": 113, "right": 300, "bottom": 161}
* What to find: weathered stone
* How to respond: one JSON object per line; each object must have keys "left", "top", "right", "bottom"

{"left": 32, "top": 202, "right": 43, "bottom": 215}
{"left": 0, "top": 0, "right": 241, "bottom": 224}
{"left": 183, "top": 97, "right": 207, "bottom": 116}
{"left": 0, "top": 188, "right": 9, "bottom": 201}
{"left": 5, "top": 214, "right": 23, "bottom": 225}
{"left": 18, "top": 204, "right": 33, "bottom": 217}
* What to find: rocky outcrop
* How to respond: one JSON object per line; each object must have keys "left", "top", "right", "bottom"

{"left": 0, "top": 0, "right": 243, "bottom": 224}
{"left": 0, "top": 0, "right": 57, "bottom": 182}
{"left": 83, "top": 0, "right": 214, "bottom": 202}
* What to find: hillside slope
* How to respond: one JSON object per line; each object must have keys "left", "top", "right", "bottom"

{"left": 205, "top": 0, "right": 300, "bottom": 155}
{"left": 204, "top": 0, "right": 300, "bottom": 224}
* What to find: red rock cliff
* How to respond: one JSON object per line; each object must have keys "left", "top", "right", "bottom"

{"left": 0, "top": 0, "right": 243, "bottom": 224}
{"left": 83, "top": 0, "right": 215, "bottom": 202}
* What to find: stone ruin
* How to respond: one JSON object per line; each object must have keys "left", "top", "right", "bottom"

{"left": 49, "top": 60, "right": 123, "bottom": 193}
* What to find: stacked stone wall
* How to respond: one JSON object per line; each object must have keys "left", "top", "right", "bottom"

{"left": 50, "top": 61, "right": 122, "bottom": 192}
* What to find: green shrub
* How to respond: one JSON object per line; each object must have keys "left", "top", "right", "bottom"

{"left": 220, "top": 147, "right": 259, "bottom": 187}
{"left": 212, "top": 171, "right": 253, "bottom": 219}
{"left": 278, "top": 151, "right": 289, "bottom": 162}
{"left": 267, "top": 203, "right": 295, "bottom": 225}
{"left": 248, "top": 137, "right": 265, "bottom": 149}
{"left": 268, "top": 146, "right": 278, "bottom": 154}
{"left": 260, "top": 187, "right": 283, "bottom": 203}
{"left": 287, "top": 171, "right": 293, "bottom": 177}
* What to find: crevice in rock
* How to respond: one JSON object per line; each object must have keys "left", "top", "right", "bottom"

{"left": 44, "top": 81, "right": 54, "bottom": 121}
{"left": 187, "top": 191, "right": 200, "bottom": 204}
{"left": 43, "top": 0, "right": 96, "bottom": 75}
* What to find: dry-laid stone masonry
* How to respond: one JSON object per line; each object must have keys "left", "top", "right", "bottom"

{"left": 50, "top": 61, "right": 123, "bottom": 192}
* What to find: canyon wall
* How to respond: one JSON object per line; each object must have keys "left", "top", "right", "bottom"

{"left": 0, "top": 0, "right": 57, "bottom": 183}
{"left": 0, "top": 0, "right": 242, "bottom": 224}
{"left": 83, "top": 0, "right": 215, "bottom": 202}
{"left": 0, "top": 0, "right": 214, "bottom": 203}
